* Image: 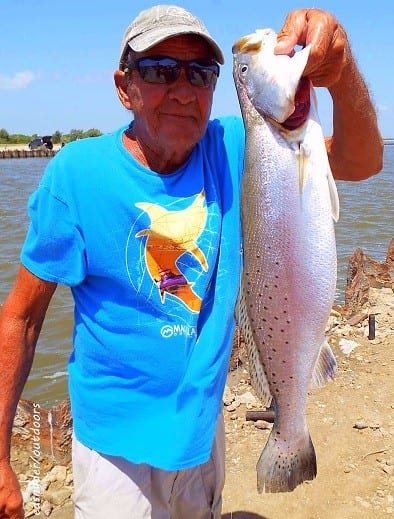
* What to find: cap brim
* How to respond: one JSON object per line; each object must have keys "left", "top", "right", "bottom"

{"left": 128, "top": 26, "right": 225, "bottom": 64}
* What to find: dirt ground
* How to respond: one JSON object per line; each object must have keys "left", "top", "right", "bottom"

{"left": 221, "top": 288, "right": 393, "bottom": 519}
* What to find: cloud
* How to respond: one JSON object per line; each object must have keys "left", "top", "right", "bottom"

{"left": 0, "top": 71, "right": 36, "bottom": 90}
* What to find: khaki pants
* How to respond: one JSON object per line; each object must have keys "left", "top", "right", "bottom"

{"left": 72, "top": 414, "right": 225, "bottom": 519}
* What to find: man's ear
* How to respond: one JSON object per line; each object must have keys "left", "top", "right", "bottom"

{"left": 114, "top": 70, "right": 133, "bottom": 110}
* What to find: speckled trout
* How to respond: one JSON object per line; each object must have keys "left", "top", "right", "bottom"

{"left": 233, "top": 29, "right": 339, "bottom": 493}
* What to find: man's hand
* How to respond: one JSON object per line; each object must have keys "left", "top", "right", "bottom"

{"left": 0, "top": 461, "right": 24, "bottom": 519}
{"left": 275, "top": 8, "right": 349, "bottom": 87}
{"left": 274, "top": 7, "right": 382, "bottom": 180}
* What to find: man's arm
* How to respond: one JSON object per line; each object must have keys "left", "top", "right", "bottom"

{"left": 275, "top": 8, "right": 383, "bottom": 181}
{"left": 0, "top": 265, "right": 56, "bottom": 519}
{"left": 326, "top": 56, "right": 383, "bottom": 180}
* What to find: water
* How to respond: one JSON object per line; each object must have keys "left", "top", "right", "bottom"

{"left": 0, "top": 158, "right": 74, "bottom": 406}
{"left": 1, "top": 150, "right": 393, "bottom": 406}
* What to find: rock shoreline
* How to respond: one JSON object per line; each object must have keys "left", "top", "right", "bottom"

{"left": 11, "top": 241, "right": 393, "bottom": 518}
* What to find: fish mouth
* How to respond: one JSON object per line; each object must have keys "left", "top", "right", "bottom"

{"left": 232, "top": 35, "right": 262, "bottom": 54}
{"left": 281, "top": 77, "right": 311, "bottom": 130}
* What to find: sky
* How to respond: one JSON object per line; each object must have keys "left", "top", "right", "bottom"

{"left": 1, "top": 0, "right": 393, "bottom": 137}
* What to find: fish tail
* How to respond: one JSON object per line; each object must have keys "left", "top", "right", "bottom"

{"left": 256, "top": 428, "right": 317, "bottom": 493}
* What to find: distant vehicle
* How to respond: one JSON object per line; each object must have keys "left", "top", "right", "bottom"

{"left": 28, "top": 138, "right": 43, "bottom": 150}
{"left": 28, "top": 135, "right": 53, "bottom": 150}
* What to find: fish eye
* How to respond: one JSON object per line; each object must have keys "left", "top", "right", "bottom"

{"left": 239, "top": 64, "right": 248, "bottom": 75}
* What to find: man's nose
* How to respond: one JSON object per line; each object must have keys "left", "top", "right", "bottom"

{"left": 168, "top": 68, "right": 196, "bottom": 103}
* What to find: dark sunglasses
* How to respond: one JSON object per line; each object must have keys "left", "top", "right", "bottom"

{"left": 124, "top": 56, "right": 220, "bottom": 87}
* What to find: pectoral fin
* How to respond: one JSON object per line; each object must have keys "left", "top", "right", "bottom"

{"left": 310, "top": 339, "right": 337, "bottom": 388}
{"left": 327, "top": 168, "right": 340, "bottom": 222}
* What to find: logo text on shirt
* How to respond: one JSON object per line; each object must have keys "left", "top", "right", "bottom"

{"left": 161, "top": 324, "right": 197, "bottom": 339}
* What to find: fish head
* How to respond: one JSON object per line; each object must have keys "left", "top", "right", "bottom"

{"left": 233, "top": 28, "right": 311, "bottom": 124}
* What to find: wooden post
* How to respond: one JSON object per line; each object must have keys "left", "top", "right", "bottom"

{"left": 368, "top": 314, "right": 376, "bottom": 340}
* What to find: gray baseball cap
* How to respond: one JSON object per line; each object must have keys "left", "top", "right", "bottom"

{"left": 119, "top": 5, "right": 224, "bottom": 68}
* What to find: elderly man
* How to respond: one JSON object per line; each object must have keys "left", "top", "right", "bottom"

{"left": 0, "top": 4, "right": 382, "bottom": 519}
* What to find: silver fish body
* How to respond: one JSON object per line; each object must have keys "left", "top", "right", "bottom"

{"left": 233, "top": 29, "right": 339, "bottom": 493}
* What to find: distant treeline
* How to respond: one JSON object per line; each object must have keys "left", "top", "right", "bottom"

{"left": 0, "top": 128, "right": 102, "bottom": 145}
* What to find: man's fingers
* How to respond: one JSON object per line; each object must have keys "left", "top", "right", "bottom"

{"left": 275, "top": 8, "right": 309, "bottom": 55}
{"left": 274, "top": 8, "right": 348, "bottom": 87}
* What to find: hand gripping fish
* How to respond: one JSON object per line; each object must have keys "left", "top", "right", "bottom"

{"left": 233, "top": 29, "right": 340, "bottom": 493}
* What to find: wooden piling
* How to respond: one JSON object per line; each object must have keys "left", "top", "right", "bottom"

{"left": 0, "top": 148, "right": 57, "bottom": 159}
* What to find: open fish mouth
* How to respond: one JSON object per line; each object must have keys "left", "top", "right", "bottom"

{"left": 281, "top": 77, "right": 311, "bottom": 130}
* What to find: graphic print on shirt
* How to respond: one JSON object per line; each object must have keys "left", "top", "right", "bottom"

{"left": 133, "top": 191, "right": 209, "bottom": 313}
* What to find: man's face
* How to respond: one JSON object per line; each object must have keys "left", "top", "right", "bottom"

{"left": 117, "top": 34, "right": 217, "bottom": 155}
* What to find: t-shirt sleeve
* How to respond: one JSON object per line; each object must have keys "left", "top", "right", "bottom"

{"left": 21, "top": 184, "right": 86, "bottom": 286}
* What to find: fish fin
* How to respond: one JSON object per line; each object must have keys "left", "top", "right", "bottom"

{"left": 257, "top": 426, "right": 317, "bottom": 493}
{"left": 310, "top": 339, "right": 337, "bottom": 388}
{"left": 235, "top": 285, "right": 272, "bottom": 407}
{"left": 327, "top": 167, "right": 340, "bottom": 222}
{"left": 297, "top": 142, "right": 311, "bottom": 194}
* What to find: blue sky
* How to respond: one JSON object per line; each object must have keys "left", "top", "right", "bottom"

{"left": 1, "top": 0, "right": 393, "bottom": 137}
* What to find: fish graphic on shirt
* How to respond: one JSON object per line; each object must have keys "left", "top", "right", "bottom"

{"left": 135, "top": 191, "right": 208, "bottom": 312}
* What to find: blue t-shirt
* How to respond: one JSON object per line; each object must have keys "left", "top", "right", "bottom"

{"left": 21, "top": 116, "right": 245, "bottom": 470}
